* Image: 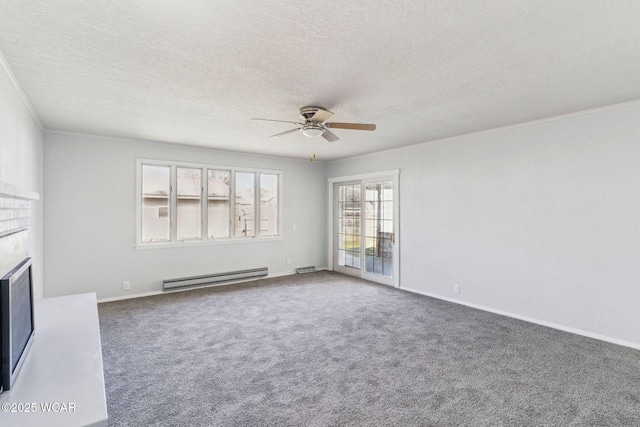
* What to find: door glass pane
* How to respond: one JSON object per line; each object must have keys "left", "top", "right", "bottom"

{"left": 382, "top": 201, "right": 393, "bottom": 220}
{"left": 383, "top": 257, "right": 393, "bottom": 277}
{"left": 373, "top": 254, "right": 382, "bottom": 275}
{"left": 365, "top": 219, "right": 375, "bottom": 238}
{"left": 352, "top": 250, "right": 361, "bottom": 269}
{"left": 383, "top": 181, "right": 393, "bottom": 200}
{"left": 365, "top": 183, "right": 376, "bottom": 203}
{"left": 364, "top": 180, "right": 393, "bottom": 278}
{"left": 141, "top": 165, "right": 170, "bottom": 242}
{"left": 338, "top": 249, "right": 346, "bottom": 265}
{"left": 337, "top": 184, "right": 361, "bottom": 268}
{"left": 353, "top": 186, "right": 361, "bottom": 202}
{"left": 207, "top": 170, "right": 230, "bottom": 238}
{"left": 235, "top": 172, "right": 255, "bottom": 237}
{"left": 176, "top": 167, "right": 202, "bottom": 240}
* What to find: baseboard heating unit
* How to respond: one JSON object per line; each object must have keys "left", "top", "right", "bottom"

{"left": 163, "top": 267, "right": 268, "bottom": 291}
{"left": 296, "top": 266, "right": 316, "bottom": 274}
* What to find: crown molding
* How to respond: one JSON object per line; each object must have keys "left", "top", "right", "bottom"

{"left": 330, "top": 98, "right": 640, "bottom": 164}
{"left": 0, "top": 47, "right": 43, "bottom": 130}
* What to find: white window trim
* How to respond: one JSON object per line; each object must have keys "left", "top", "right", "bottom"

{"left": 136, "top": 158, "right": 283, "bottom": 248}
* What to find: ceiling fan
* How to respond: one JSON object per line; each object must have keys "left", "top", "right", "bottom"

{"left": 252, "top": 106, "right": 376, "bottom": 142}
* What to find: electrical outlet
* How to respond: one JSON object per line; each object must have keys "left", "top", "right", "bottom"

{"left": 286, "top": 258, "right": 292, "bottom": 265}
{"left": 454, "top": 284, "right": 460, "bottom": 294}
{"left": 123, "top": 281, "right": 131, "bottom": 291}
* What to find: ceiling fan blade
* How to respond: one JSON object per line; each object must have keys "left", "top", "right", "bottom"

{"left": 311, "top": 108, "right": 334, "bottom": 123}
{"left": 322, "top": 129, "right": 339, "bottom": 142}
{"left": 253, "top": 118, "right": 305, "bottom": 125}
{"left": 269, "top": 128, "right": 301, "bottom": 138}
{"left": 325, "top": 122, "right": 376, "bottom": 131}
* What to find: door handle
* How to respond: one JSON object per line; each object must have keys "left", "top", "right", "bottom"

{"left": 391, "top": 233, "right": 395, "bottom": 244}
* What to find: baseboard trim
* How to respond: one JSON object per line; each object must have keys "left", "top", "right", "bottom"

{"left": 97, "top": 269, "right": 322, "bottom": 303}
{"left": 400, "top": 285, "right": 640, "bottom": 351}
{"left": 98, "top": 290, "right": 164, "bottom": 303}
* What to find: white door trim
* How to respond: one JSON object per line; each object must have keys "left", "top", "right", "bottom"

{"left": 327, "top": 170, "right": 400, "bottom": 283}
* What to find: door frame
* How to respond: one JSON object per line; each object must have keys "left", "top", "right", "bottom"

{"left": 328, "top": 169, "right": 400, "bottom": 287}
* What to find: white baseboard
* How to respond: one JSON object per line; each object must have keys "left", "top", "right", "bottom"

{"left": 400, "top": 285, "right": 640, "bottom": 351}
{"left": 98, "top": 290, "right": 165, "bottom": 303}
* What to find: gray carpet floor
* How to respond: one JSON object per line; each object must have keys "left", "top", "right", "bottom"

{"left": 99, "top": 271, "right": 640, "bottom": 426}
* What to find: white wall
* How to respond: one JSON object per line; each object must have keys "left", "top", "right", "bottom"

{"left": 0, "top": 57, "right": 44, "bottom": 297}
{"left": 43, "top": 132, "right": 326, "bottom": 300}
{"left": 327, "top": 102, "right": 640, "bottom": 348}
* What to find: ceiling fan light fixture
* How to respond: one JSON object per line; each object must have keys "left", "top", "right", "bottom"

{"left": 301, "top": 125, "right": 325, "bottom": 138}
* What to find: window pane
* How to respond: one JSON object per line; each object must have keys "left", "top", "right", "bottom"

{"left": 259, "top": 174, "right": 278, "bottom": 237}
{"left": 141, "top": 165, "right": 170, "bottom": 242}
{"left": 235, "top": 172, "right": 255, "bottom": 237}
{"left": 207, "top": 170, "right": 230, "bottom": 238}
{"left": 177, "top": 167, "right": 202, "bottom": 240}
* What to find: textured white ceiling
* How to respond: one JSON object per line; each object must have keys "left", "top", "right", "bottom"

{"left": 1, "top": 1, "right": 640, "bottom": 161}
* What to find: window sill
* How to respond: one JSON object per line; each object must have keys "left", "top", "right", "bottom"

{"left": 135, "top": 236, "right": 283, "bottom": 250}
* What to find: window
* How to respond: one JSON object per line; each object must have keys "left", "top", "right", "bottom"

{"left": 137, "top": 160, "right": 282, "bottom": 246}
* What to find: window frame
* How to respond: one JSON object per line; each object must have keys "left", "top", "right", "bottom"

{"left": 136, "top": 159, "right": 283, "bottom": 248}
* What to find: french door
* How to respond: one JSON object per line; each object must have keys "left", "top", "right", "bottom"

{"left": 332, "top": 172, "right": 399, "bottom": 287}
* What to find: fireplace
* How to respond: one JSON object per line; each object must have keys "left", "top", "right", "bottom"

{"left": 0, "top": 181, "right": 39, "bottom": 393}
{"left": 0, "top": 258, "right": 35, "bottom": 392}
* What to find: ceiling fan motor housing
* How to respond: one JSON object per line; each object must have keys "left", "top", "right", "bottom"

{"left": 299, "top": 106, "right": 323, "bottom": 121}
